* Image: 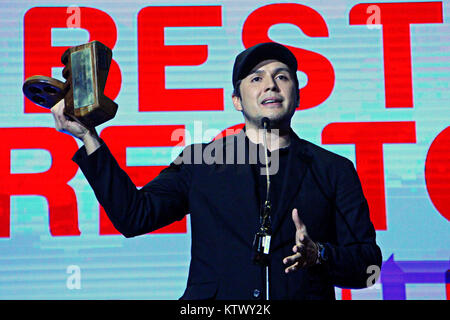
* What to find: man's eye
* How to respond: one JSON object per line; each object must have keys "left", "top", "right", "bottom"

{"left": 276, "top": 74, "right": 289, "bottom": 80}
{"left": 251, "top": 76, "right": 262, "bottom": 82}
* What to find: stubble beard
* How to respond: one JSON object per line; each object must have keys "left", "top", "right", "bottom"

{"left": 242, "top": 107, "right": 293, "bottom": 131}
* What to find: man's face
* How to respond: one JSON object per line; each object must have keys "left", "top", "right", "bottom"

{"left": 232, "top": 59, "right": 298, "bottom": 129}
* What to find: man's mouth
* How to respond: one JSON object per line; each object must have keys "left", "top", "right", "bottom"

{"left": 261, "top": 97, "right": 283, "bottom": 106}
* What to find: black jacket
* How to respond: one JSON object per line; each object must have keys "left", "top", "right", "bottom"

{"left": 73, "top": 129, "right": 382, "bottom": 300}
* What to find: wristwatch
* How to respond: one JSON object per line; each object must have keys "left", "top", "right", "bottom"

{"left": 316, "top": 242, "right": 328, "bottom": 264}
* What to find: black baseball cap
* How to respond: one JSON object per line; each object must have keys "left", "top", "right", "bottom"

{"left": 232, "top": 42, "right": 298, "bottom": 93}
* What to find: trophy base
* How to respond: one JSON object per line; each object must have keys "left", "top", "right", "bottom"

{"left": 72, "top": 97, "right": 118, "bottom": 128}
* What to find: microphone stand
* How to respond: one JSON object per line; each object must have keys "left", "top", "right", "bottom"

{"left": 261, "top": 119, "right": 271, "bottom": 301}
{"left": 251, "top": 117, "right": 273, "bottom": 300}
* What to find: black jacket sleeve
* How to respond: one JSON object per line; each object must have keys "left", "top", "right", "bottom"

{"left": 322, "top": 158, "right": 383, "bottom": 289}
{"left": 72, "top": 141, "right": 191, "bottom": 238}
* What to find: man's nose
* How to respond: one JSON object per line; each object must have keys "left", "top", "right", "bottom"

{"left": 264, "top": 76, "right": 279, "bottom": 92}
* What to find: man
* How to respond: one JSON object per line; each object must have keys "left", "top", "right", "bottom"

{"left": 51, "top": 42, "right": 382, "bottom": 300}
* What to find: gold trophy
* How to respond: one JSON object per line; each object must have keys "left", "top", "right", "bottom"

{"left": 23, "top": 40, "right": 118, "bottom": 128}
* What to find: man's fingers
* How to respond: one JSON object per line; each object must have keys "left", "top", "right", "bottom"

{"left": 51, "top": 99, "right": 64, "bottom": 115}
{"left": 291, "top": 208, "right": 301, "bottom": 230}
{"left": 51, "top": 99, "right": 80, "bottom": 131}
{"left": 293, "top": 244, "right": 305, "bottom": 254}
{"left": 292, "top": 208, "right": 309, "bottom": 248}
{"left": 284, "top": 261, "right": 299, "bottom": 274}
{"left": 292, "top": 208, "right": 306, "bottom": 234}
{"left": 284, "top": 255, "right": 307, "bottom": 273}
{"left": 51, "top": 100, "right": 66, "bottom": 131}
{"left": 286, "top": 209, "right": 314, "bottom": 272}
{"left": 283, "top": 252, "right": 300, "bottom": 265}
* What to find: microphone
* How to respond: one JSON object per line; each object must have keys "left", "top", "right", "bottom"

{"left": 261, "top": 117, "right": 271, "bottom": 131}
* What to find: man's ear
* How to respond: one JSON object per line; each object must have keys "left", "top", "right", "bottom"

{"left": 232, "top": 94, "right": 243, "bottom": 111}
